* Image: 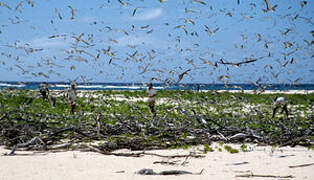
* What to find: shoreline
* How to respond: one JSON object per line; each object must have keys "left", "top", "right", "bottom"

{"left": 1, "top": 89, "right": 314, "bottom": 94}
{"left": 213, "top": 89, "right": 314, "bottom": 94}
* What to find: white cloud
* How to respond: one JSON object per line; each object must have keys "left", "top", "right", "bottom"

{"left": 115, "top": 35, "right": 171, "bottom": 50}
{"left": 131, "top": 8, "right": 164, "bottom": 21}
{"left": 77, "top": 17, "right": 98, "bottom": 23}
{"left": 116, "top": 35, "right": 151, "bottom": 46}
{"left": 30, "top": 36, "right": 72, "bottom": 49}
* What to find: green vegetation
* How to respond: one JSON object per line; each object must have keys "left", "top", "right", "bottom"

{"left": 0, "top": 89, "right": 313, "bottom": 152}
{"left": 240, "top": 144, "right": 249, "bottom": 152}
{"left": 203, "top": 144, "right": 214, "bottom": 154}
{"left": 224, "top": 145, "right": 239, "bottom": 154}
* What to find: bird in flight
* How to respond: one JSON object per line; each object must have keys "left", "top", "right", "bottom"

{"left": 219, "top": 58, "right": 257, "bottom": 67}
{"left": 132, "top": 7, "right": 144, "bottom": 16}
{"left": 204, "top": 25, "right": 219, "bottom": 36}
{"left": 0, "top": 2, "right": 11, "bottom": 10}
{"left": 174, "top": 25, "right": 188, "bottom": 35}
{"left": 263, "top": 0, "right": 278, "bottom": 13}
{"left": 190, "top": 0, "right": 207, "bottom": 5}
{"left": 68, "top": 6, "right": 75, "bottom": 20}
{"left": 177, "top": 69, "right": 191, "bottom": 84}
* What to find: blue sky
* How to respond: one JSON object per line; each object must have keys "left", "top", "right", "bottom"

{"left": 0, "top": 0, "right": 313, "bottom": 84}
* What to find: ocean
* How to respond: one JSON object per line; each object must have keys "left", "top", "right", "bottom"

{"left": 0, "top": 81, "right": 313, "bottom": 91}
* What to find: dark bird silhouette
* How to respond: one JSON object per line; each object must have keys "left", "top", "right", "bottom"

{"left": 132, "top": 7, "right": 144, "bottom": 16}
{"left": 263, "top": 0, "right": 277, "bottom": 13}
{"left": 118, "top": 0, "right": 128, "bottom": 6}
{"left": 283, "top": 41, "right": 293, "bottom": 48}
{"left": 141, "top": 25, "right": 150, "bottom": 29}
{"left": 280, "top": 28, "right": 292, "bottom": 36}
{"left": 68, "top": 6, "right": 75, "bottom": 20}
{"left": 204, "top": 25, "right": 219, "bottom": 36}
{"left": 177, "top": 69, "right": 191, "bottom": 83}
{"left": 300, "top": 1, "right": 307, "bottom": 8}
{"left": 55, "top": 8, "right": 63, "bottom": 20}
{"left": 219, "top": 58, "right": 257, "bottom": 67}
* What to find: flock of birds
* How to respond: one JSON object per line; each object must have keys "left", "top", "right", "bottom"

{"left": 0, "top": 0, "right": 313, "bottom": 86}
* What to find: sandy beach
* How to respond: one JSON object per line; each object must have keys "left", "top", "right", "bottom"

{"left": 1, "top": 143, "right": 313, "bottom": 180}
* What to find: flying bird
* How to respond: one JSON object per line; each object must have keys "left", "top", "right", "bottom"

{"left": 70, "top": 65, "right": 76, "bottom": 70}
{"left": 132, "top": 7, "right": 144, "bottom": 16}
{"left": 68, "top": 6, "right": 75, "bottom": 20}
{"left": 226, "top": 12, "right": 232, "bottom": 17}
{"left": 280, "top": 28, "right": 292, "bottom": 36}
{"left": 263, "top": 0, "right": 277, "bottom": 13}
{"left": 276, "top": 59, "right": 289, "bottom": 68}
{"left": 55, "top": 8, "right": 63, "bottom": 20}
{"left": 0, "top": 2, "right": 11, "bottom": 10}
{"left": 15, "top": 1, "right": 24, "bottom": 11}
{"left": 300, "top": 1, "right": 307, "bottom": 8}
{"left": 177, "top": 69, "right": 191, "bottom": 83}
{"left": 304, "top": 40, "right": 313, "bottom": 47}
{"left": 218, "top": 75, "right": 229, "bottom": 81}
{"left": 283, "top": 41, "right": 293, "bottom": 48}
{"left": 184, "top": 8, "right": 199, "bottom": 13}
{"left": 249, "top": 3, "right": 256, "bottom": 10}
{"left": 118, "top": 0, "right": 128, "bottom": 6}
{"left": 190, "top": 0, "right": 206, "bottom": 5}
{"left": 174, "top": 25, "right": 188, "bottom": 35}
{"left": 109, "top": 38, "right": 118, "bottom": 44}
{"left": 38, "top": 72, "right": 49, "bottom": 79}
{"left": 256, "top": 33, "right": 262, "bottom": 42}
{"left": 183, "top": 18, "right": 195, "bottom": 25}
{"left": 141, "top": 25, "right": 150, "bottom": 29}
{"left": 146, "top": 29, "right": 153, "bottom": 34}
{"left": 199, "top": 57, "right": 218, "bottom": 68}
{"left": 219, "top": 58, "right": 257, "bottom": 67}
{"left": 204, "top": 25, "right": 219, "bottom": 36}
{"left": 15, "top": 64, "right": 29, "bottom": 74}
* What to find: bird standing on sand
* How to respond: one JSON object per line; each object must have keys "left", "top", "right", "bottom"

{"left": 272, "top": 96, "right": 289, "bottom": 118}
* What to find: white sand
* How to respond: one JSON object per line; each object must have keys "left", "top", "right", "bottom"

{"left": 1, "top": 143, "right": 313, "bottom": 180}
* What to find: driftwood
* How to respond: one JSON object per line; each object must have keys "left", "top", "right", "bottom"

{"left": 229, "top": 161, "right": 249, "bottom": 166}
{"left": 9, "top": 135, "right": 43, "bottom": 155}
{"left": 153, "top": 160, "right": 181, "bottom": 165}
{"left": 85, "top": 144, "right": 204, "bottom": 158}
{"left": 0, "top": 91, "right": 313, "bottom": 154}
{"left": 289, "top": 162, "right": 314, "bottom": 168}
{"left": 135, "top": 168, "right": 204, "bottom": 175}
{"left": 235, "top": 173, "right": 294, "bottom": 178}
